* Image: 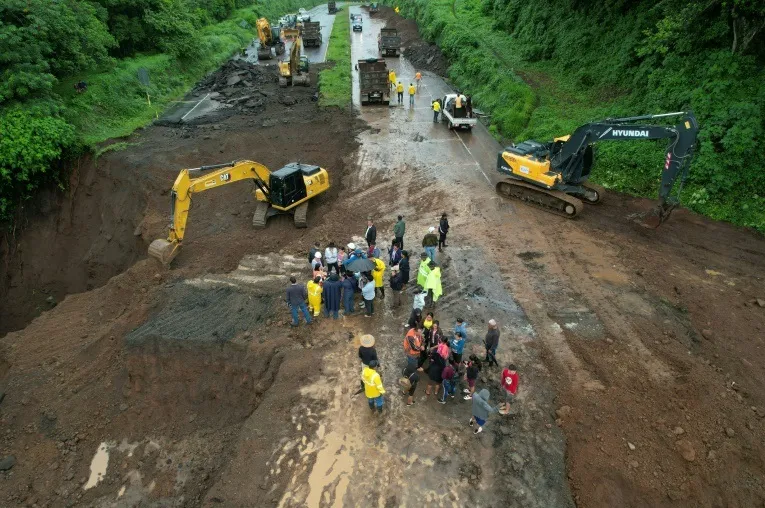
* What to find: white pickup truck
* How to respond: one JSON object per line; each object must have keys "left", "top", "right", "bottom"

{"left": 441, "top": 93, "right": 477, "bottom": 130}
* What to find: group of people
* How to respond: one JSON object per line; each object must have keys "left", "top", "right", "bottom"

{"left": 361, "top": 314, "right": 519, "bottom": 434}
{"left": 286, "top": 214, "right": 452, "bottom": 323}
{"left": 388, "top": 69, "right": 422, "bottom": 107}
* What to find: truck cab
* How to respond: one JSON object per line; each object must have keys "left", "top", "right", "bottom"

{"left": 297, "top": 8, "right": 311, "bottom": 23}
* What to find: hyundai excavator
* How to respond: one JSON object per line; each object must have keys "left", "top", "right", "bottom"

{"left": 496, "top": 111, "right": 699, "bottom": 226}
{"left": 256, "top": 18, "right": 285, "bottom": 60}
{"left": 148, "top": 160, "right": 330, "bottom": 265}
{"left": 279, "top": 36, "right": 310, "bottom": 87}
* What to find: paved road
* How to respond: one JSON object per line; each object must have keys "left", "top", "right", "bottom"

{"left": 272, "top": 5, "right": 573, "bottom": 508}
{"left": 240, "top": 4, "right": 337, "bottom": 65}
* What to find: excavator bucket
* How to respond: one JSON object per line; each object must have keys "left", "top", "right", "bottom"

{"left": 281, "top": 27, "right": 299, "bottom": 39}
{"left": 148, "top": 239, "right": 181, "bottom": 265}
{"left": 632, "top": 203, "right": 675, "bottom": 229}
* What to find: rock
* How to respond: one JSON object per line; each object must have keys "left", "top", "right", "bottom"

{"left": 605, "top": 338, "right": 614, "bottom": 344}
{"left": 675, "top": 439, "right": 695, "bottom": 461}
{"left": 629, "top": 460, "right": 639, "bottom": 468}
{"left": 0, "top": 455, "right": 16, "bottom": 470}
{"left": 752, "top": 406, "right": 765, "bottom": 418}
{"left": 46, "top": 296, "right": 55, "bottom": 304}
{"left": 133, "top": 225, "right": 143, "bottom": 236}
{"left": 627, "top": 442, "right": 636, "bottom": 451}
{"left": 154, "top": 273, "right": 162, "bottom": 280}
{"left": 555, "top": 406, "right": 572, "bottom": 419}
{"left": 755, "top": 298, "right": 765, "bottom": 308}
{"left": 706, "top": 450, "right": 717, "bottom": 460}
{"left": 673, "top": 426, "right": 685, "bottom": 435}
{"left": 104, "top": 234, "right": 112, "bottom": 242}
{"left": 119, "top": 403, "right": 128, "bottom": 412}
{"left": 701, "top": 329, "right": 713, "bottom": 339}
{"left": 279, "top": 95, "right": 296, "bottom": 106}
{"left": 226, "top": 75, "right": 242, "bottom": 86}
{"left": 725, "top": 427, "right": 735, "bottom": 437}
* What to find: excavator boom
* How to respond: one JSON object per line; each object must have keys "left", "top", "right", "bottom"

{"left": 496, "top": 111, "right": 699, "bottom": 226}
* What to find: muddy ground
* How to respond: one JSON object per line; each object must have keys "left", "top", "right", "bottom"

{"left": 2, "top": 5, "right": 765, "bottom": 508}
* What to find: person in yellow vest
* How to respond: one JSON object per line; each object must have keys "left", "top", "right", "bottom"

{"left": 306, "top": 276, "right": 323, "bottom": 317}
{"left": 396, "top": 81, "right": 404, "bottom": 104}
{"left": 432, "top": 99, "right": 441, "bottom": 123}
{"left": 362, "top": 360, "right": 385, "bottom": 413}
{"left": 425, "top": 261, "right": 442, "bottom": 307}
{"left": 389, "top": 69, "right": 397, "bottom": 90}
{"left": 371, "top": 252, "right": 386, "bottom": 298}
{"left": 455, "top": 94, "right": 462, "bottom": 109}
{"left": 415, "top": 71, "right": 422, "bottom": 90}
{"left": 417, "top": 253, "right": 431, "bottom": 288}
{"left": 408, "top": 82, "right": 416, "bottom": 108}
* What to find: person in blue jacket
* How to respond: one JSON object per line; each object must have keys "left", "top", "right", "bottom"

{"left": 450, "top": 331, "right": 466, "bottom": 364}
{"left": 341, "top": 272, "right": 357, "bottom": 315}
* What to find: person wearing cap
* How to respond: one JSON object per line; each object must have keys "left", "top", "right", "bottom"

{"left": 393, "top": 215, "right": 405, "bottom": 249}
{"left": 417, "top": 253, "right": 431, "bottom": 289}
{"left": 362, "top": 360, "right": 385, "bottom": 414}
{"left": 422, "top": 227, "right": 439, "bottom": 262}
{"left": 306, "top": 276, "right": 323, "bottom": 317}
{"left": 358, "top": 334, "right": 378, "bottom": 394}
{"left": 389, "top": 264, "right": 404, "bottom": 308}
{"left": 312, "top": 252, "right": 325, "bottom": 280}
{"left": 323, "top": 273, "right": 342, "bottom": 319}
{"left": 371, "top": 251, "right": 386, "bottom": 298}
{"left": 365, "top": 219, "right": 377, "bottom": 247}
{"left": 438, "top": 213, "right": 450, "bottom": 251}
{"left": 484, "top": 319, "right": 500, "bottom": 367}
{"left": 424, "top": 261, "right": 442, "bottom": 307}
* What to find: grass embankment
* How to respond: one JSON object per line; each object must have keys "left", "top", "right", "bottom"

{"left": 318, "top": 7, "right": 352, "bottom": 108}
{"left": 63, "top": 0, "right": 324, "bottom": 145}
{"left": 385, "top": 0, "right": 765, "bottom": 231}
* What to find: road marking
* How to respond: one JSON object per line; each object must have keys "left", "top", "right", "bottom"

{"left": 181, "top": 93, "right": 210, "bottom": 121}
{"left": 452, "top": 131, "right": 492, "bottom": 184}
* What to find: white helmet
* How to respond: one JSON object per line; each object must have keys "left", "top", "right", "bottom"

{"left": 314, "top": 252, "right": 322, "bottom": 259}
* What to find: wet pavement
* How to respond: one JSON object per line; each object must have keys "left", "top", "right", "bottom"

{"left": 271, "top": 5, "right": 574, "bottom": 507}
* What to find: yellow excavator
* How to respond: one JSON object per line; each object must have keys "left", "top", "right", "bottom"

{"left": 496, "top": 111, "right": 699, "bottom": 226}
{"left": 279, "top": 36, "right": 310, "bottom": 87}
{"left": 256, "top": 18, "right": 285, "bottom": 60}
{"left": 148, "top": 160, "right": 330, "bottom": 265}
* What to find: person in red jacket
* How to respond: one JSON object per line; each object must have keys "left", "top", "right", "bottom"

{"left": 500, "top": 364, "right": 518, "bottom": 414}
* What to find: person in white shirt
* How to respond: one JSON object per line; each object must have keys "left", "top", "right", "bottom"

{"left": 324, "top": 241, "right": 339, "bottom": 274}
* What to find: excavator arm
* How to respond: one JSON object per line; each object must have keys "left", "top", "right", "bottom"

{"left": 148, "top": 160, "right": 272, "bottom": 265}
{"left": 551, "top": 111, "right": 699, "bottom": 223}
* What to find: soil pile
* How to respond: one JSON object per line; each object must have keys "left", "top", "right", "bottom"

{"left": 374, "top": 6, "right": 449, "bottom": 75}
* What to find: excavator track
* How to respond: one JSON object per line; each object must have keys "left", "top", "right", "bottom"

{"left": 252, "top": 201, "right": 270, "bottom": 228}
{"left": 293, "top": 202, "right": 309, "bottom": 228}
{"left": 496, "top": 179, "right": 583, "bottom": 218}
{"left": 581, "top": 182, "right": 606, "bottom": 204}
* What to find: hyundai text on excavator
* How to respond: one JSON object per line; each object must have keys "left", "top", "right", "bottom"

{"left": 279, "top": 36, "right": 310, "bottom": 87}
{"left": 256, "top": 18, "right": 285, "bottom": 60}
{"left": 496, "top": 111, "right": 699, "bottom": 226}
{"left": 148, "top": 160, "right": 330, "bottom": 265}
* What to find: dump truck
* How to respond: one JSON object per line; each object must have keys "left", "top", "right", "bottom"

{"left": 378, "top": 27, "right": 400, "bottom": 57}
{"left": 302, "top": 21, "right": 322, "bottom": 47}
{"left": 328, "top": 1, "right": 338, "bottom": 14}
{"left": 441, "top": 93, "right": 477, "bottom": 130}
{"left": 358, "top": 58, "right": 390, "bottom": 105}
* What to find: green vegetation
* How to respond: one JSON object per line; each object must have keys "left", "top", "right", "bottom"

{"left": 0, "top": 0, "right": 321, "bottom": 223}
{"left": 386, "top": 0, "right": 765, "bottom": 231}
{"left": 319, "top": 8, "right": 352, "bottom": 107}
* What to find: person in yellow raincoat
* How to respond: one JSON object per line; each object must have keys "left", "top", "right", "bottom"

{"left": 371, "top": 253, "right": 386, "bottom": 298}
{"left": 306, "top": 276, "right": 323, "bottom": 317}
{"left": 425, "top": 261, "right": 442, "bottom": 307}
{"left": 389, "top": 69, "right": 397, "bottom": 90}
{"left": 362, "top": 360, "right": 385, "bottom": 413}
{"left": 417, "top": 253, "right": 431, "bottom": 289}
{"left": 396, "top": 81, "right": 404, "bottom": 104}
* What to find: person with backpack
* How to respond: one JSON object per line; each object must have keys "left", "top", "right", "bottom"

{"left": 401, "top": 362, "right": 420, "bottom": 406}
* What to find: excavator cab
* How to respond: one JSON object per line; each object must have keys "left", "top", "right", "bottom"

{"left": 148, "top": 161, "right": 330, "bottom": 265}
